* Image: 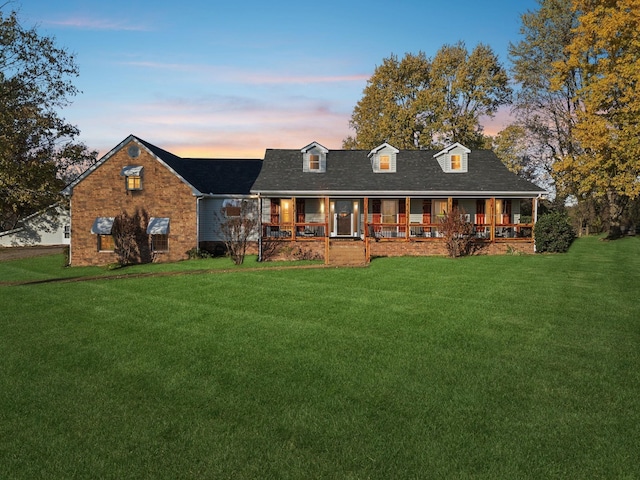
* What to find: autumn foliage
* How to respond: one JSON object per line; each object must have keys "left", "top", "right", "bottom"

{"left": 553, "top": 0, "right": 640, "bottom": 238}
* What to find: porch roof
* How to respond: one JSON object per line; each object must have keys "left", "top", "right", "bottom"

{"left": 251, "top": 149, "right": 546, "bottom": 197}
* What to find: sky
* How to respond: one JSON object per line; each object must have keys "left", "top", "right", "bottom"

{"left": 15, "top": 0, "right": 540, "bottom": 159}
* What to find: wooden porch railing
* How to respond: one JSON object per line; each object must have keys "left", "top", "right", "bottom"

{"left": 263, "top": 222, "right": 326, "bottom": 239}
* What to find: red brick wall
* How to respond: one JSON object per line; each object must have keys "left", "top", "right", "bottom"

{"left": 261, "top": 239, "right": 326, "bottom": 262}
{"left": 259, "top": 238, "right": 535, "bottom": 263}
{"left": 368, "top": 239, "right": 535, "bottom": 258}
{"left": 369, "top": 240, "right": 448, "bottom": 258}
{"left": 70, "top": 140, "right": 197, "bottom": 266}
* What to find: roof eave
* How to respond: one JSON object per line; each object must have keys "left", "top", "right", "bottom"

{"left": 251, "top": 189, "right": 547, "bottom": 197}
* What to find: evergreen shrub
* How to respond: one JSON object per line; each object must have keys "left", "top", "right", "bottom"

{"left": 535, "top": 211, "right": 576, "bottom": 253}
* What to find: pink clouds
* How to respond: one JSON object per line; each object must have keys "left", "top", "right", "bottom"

{"left": 77, "top": 96, "right": 517, "bottom": 161}
{"left": 75, "top": 94, "right": 352, "bottom": 159}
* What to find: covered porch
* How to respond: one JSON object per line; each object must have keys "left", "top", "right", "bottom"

{"left": 260, "top": 196, "right": 538, "bottom": 244}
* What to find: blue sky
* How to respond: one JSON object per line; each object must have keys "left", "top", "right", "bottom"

{"left": 16, "top": 0, "right": 539, "bottom": 158}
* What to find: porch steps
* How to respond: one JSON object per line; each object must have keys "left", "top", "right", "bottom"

{"left": 327, "top": 240, "right": 367, "bottom": 266}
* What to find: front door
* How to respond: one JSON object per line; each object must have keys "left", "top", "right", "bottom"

{"left": 336, "top": 200, "right": 353, "bottom": 236}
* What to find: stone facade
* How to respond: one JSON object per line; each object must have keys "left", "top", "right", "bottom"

{"left": 70, "top": 140, "right": 197, "bottom": 266}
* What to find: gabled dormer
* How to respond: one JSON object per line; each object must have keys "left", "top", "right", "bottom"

{"left": 434, "top": 143, "right": 471, "bottom": 173}
{"left": 368, "top": 143, "right": 399, "bottom": 173}
{"left": 301, "top": 142, "right": 328, "bottom": 173}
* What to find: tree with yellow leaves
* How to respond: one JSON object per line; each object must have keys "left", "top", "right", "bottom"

{"left": 553, "top": 0, "right": 640, "bottom": 238}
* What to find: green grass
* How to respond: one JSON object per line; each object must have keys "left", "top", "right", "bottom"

{"left": 0, "top": 254, "right": 320, "bottom": 284}
{"left": 1, "top": 236, "right": 639, "bottom": 478}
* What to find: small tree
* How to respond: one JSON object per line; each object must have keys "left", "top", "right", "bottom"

{"left": 439, "top": 207, "right": 474, "bottom": 257}
{"left": 111, "top": 208, "right": 151, "bottom": 265}
{"left": 218, "top": 199, "right": 259, "bottom": 265}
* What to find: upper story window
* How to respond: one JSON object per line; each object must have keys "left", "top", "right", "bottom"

{"left": 451, "top": 154, "right": 462, "bottom": 171}
{"left": 309, "top": 154, "right": 320, "bottom": 170}
{"left": 433, "top": 143, "right": 471, "bottom": 173}
{"left": 120, "top": 165, "right": 144, "bottom": 191}
{"left": 369, "top": 143, "right": 399, "bottom": 173}
{"left": 301, "top": 142, "right": 328, "bottom": 173}
{"left": 127, "top": 175, "right": 142, "bottom": 190}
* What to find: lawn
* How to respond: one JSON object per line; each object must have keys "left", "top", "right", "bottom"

{"left": 1, "top": 237, "right": 639, "bottom": 479}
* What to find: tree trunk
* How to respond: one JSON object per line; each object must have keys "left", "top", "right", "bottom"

{"left": 605, "top": 190, "right": 627, "bottom": 240}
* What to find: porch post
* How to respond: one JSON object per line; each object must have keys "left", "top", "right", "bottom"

{"left": 533, "top": 195, "right": 540, "bottom": 252}
{"left": 405, "top": 196, "right": 410, "bottom": 240}
{"left": 364, "top": 196, "right": 370, "bottom": 263}
{"left": 364, "top": 197, "right": 369, "bottom": 236}
{"left": 258, "top": 196, "right": 263, "bottom": 261}
{"left": 324, "top": 196, "right": 330, "bottom": 264}
{"left": 292, "top": 196, "right": 296, "bottom": 241}
{"left": 490, "top": 197, "right": 496, "bottom": 242}
{"left": 447, "top": 197, "right": 453, "bottom": 213}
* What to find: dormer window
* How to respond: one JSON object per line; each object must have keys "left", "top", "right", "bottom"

{"left": 309, "top": 154, "right": 320, "bottom": 170}
{"left": 451, "top": 154, "right": 462, "bottom": 171}
{"left": 120, "top": 165, "right": 144, "bottom": 191}
{"left": 369, "top": 143, "right": 399, "bottom": 173}
{"left": 434, "top": 143, "right": 470, "bottom": 173}
{"left": 301, "top": 142, "right": 328, "bottom": 173}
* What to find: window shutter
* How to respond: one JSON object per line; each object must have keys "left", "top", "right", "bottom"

{"left": 296, "top": 199, "right": 305, "bottom": 223}
{"left": 319, "top": 155, "right": 326, "bottom": 172}
{"left": 302, "top": 154, "right": 310, "bottom": 172}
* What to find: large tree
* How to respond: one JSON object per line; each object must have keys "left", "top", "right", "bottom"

{"left": 343, "top": 52, "right": 431, "bottom": 150}
{"left": 553, "top": 0, "right": 640, "bottom": 238}
{"left": 344, "top": 43, "right": 511, "bottom": 150}
{"left": 508, "top": 0, "right": 582, "bottom": 201}
{"left": 0, "top": 7, "right": 96, "bottom": 232}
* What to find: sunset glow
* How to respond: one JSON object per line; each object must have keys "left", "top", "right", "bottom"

{"left": 18, "top": 0, "right": 537, "bottom": 158}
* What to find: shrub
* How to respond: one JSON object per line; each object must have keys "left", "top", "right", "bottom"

{"left": 439, "top": 207, "right": 475, "bottom": 258}
{"left": 186, "top": 248, "right": 212, "bottom": 259}
{"left": 535, "top": 211, "right": 576, "bottom": 253}
{"left": 260, "top": 238, "right": 283, "bottom": 262}
{"left": 290, "top": 245, "right": 323, "bottom": 261}
{"left": 217, "top": 200, "right": 259, "bottom": 265}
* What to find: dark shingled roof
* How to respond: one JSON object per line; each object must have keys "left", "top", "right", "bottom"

{"left": 251, "top": 148, "right": 546, "bottom": 196}
{"left": 135, "top": 137, "right": 262, "bottom": 195}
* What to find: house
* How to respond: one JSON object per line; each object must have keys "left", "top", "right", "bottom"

{"left": 250, "top": 142, "right": 547, "bottom": 264}
{"left": 62, "top": 135, "right": 262, "bottom": 266}
{"left": 0, "top": 203, "right": 70, "bottom": 247}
